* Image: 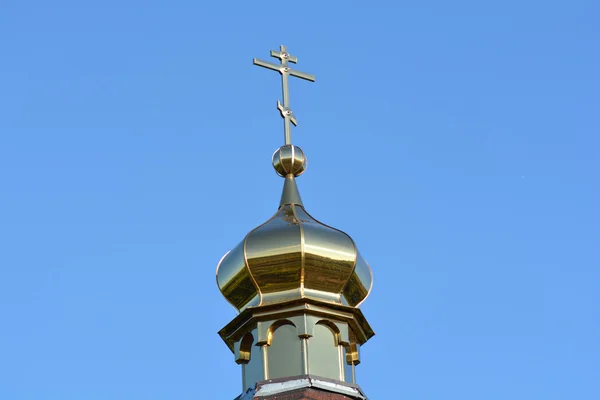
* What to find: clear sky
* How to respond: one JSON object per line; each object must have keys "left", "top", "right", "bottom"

{"left": 1, "top": 1, "right": 599, "bottom": 399}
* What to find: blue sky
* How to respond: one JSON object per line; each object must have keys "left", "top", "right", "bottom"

{"left": 1, "top": 1, "right": 599, "bottom": 399}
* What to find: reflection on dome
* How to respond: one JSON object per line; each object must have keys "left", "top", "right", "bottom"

{"left": 216, "top": 175, "right": 373, "bottom": 312}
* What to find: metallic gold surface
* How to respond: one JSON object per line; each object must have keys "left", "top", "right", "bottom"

{"left": 342, "top": 253, "right": 373, "bottom": 308}
{"left": 216, "top": 198, "right": 373, "bottom": 311}
{"left": 279, "top": 174, "right": 303, "bottom": 207}
{"left": 279, "top": 145, "right": 294, "bottom": 173}
{"left": 253, "top": 45, "right": 315, "bottom": 146}
{"left": 296, "top": 206, "right": 356, "bottom": 294}
{"left": 272, "top": 145, "right": 307, "bottom": 177}
{"left": 216, "top": 242, "right": 259, "bottom": 311}
{"left": 246, "top": 207, "right": 302, "bottom": 294}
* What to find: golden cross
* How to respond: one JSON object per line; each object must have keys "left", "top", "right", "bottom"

{"left": 253, "top": 45, "right": 315, "bottom": 145}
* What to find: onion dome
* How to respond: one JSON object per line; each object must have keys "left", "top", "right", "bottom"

{"left": 216, "top": 144, "right": 373, "bottom": 312}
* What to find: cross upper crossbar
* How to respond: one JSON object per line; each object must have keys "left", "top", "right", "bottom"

{"left": 253, "top": 45, "right": 315, "bottom": 145}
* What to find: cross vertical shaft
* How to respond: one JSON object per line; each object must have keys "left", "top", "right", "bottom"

{"left": 253, "top": 45, "right": 315, "bottom": 145}
{"left": 280, "top": 54, "right": 292, "bottom": 145}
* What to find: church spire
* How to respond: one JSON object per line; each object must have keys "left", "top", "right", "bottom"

{"left": 217, "top": 45, "right": 374, "bottom": 400}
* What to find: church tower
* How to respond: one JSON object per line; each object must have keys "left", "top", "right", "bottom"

{"left": 217, "top": 46, "right": 374, "bottom": 400}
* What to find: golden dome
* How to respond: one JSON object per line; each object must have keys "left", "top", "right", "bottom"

{"left": 216, "top": 145, "right": 373, "bottom": 312}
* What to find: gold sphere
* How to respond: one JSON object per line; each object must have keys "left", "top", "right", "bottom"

{"left": 272, "top": 145, "right": 307, "bottom": 177}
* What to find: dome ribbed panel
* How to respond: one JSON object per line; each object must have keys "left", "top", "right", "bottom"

{"left": 217, "top": 241, "right": 259, "bottom": 310}
{"left": 245, "top": 207, "right": 302, "bottom": 294}
{"left": 295, "top": 207, "right": 356, "bottom": 294}
{"left": 342, "top": 252, "right": 372, "bottom": 307}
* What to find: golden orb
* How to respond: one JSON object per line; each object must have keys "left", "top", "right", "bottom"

{"left": 272, "top": 145, "right": 307, "bottom": 177}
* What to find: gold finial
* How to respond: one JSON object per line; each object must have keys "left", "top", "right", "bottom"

{"left": 272, "top": 145, "right": 307, "bottom": 177}
{"left": 272, "top": 144, "right": 307, "bottom": 207}
{"left": 253, "top": 45, "right": 315, "bottom": 146}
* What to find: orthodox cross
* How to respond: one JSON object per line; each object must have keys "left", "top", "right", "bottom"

{"left": 253, "top": 45, "right": 315, "bottom": 145}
